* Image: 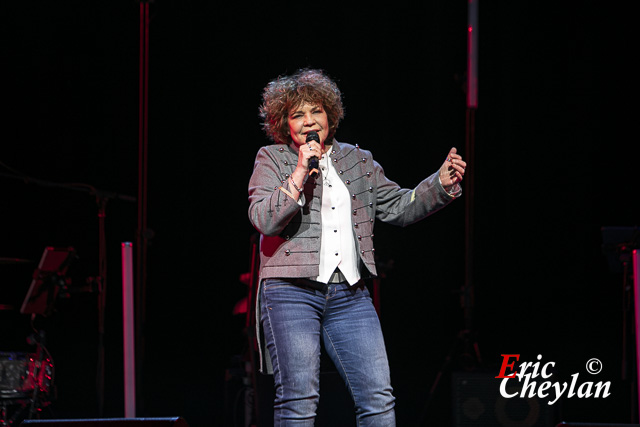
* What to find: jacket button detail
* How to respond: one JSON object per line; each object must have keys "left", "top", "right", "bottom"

{"left": 285, "top": 250, "right": 291, "bottom": 256}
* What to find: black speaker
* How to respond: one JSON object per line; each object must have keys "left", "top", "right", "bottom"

{"left": 20, "top": 418, "right": 189, "bottom": 427}
{"left": 452, "top": 371, "right": 558, "bottom": 426}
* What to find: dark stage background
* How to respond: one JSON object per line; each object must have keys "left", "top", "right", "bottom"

{"left": 2, "top": 1, "right": 638, "bottom": 426}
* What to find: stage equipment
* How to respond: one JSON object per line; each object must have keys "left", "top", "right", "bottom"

{"left": 601, "top": 226, "right": 640, "bottom": 422}
{"left": 0, "top": 352, "right": 53, "bottom": 401}
{"left": 20, "top": 248, "right": 76, "bottom": 317}
{"left": 0, "top": 162, "right": 136, "bottom": 417}
{"left": 0, "top": 247, "right": 78, "bottom": 425}
{"left": 0, "top": 351, "right": 54, "bottom": 426}
{"left": 121, "top": 243, "right": 136, "bottom": 418}
{"left": 135, "top": 1, "right": 152, "bottom": 417}
{"left": 244, "top": 233, "right": 261, "bottom": 426}
{"left": 420, "top": 1, "right": 481, "bottom": 423}
{"left": 636, "top": 248, "right": 640, "bottom": 424}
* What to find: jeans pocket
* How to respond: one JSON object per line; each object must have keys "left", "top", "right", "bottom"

{"left": 262, "top": 278, "right": 295, "bottom": 291}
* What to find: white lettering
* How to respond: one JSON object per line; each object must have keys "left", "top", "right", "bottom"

{"left": 548, "top": 381, "right": 568, "bottom": 405}
{"left": 520, "top": 375, "right": 538, "bottom": 398}
{"left": 593, "top": 382, "right": 611, "bottom": 398}
{"left": 537, "top": 381, "right": 552, "bottom": 398}
{"left": 567, "top": 373, "right": 580, "bottom": 398}
{"left": 500, "top": 378, "right": 519, "bottom": 398}
{"left": 577, "top": 381, "right": 593, "bottom": 398}
{"left": 541, "top": 361, "right": 555, "bottom": 379}
{"left": 498, "top": 357, "right": 612, "bottom": 406}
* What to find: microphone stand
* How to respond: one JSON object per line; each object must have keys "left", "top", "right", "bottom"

{"left": 27, "top": 329, "right": 47, "bottom": 420}
{"left": 95, "top": 192, "right": 108, "bottom": 417}
{"left": 419, "top": 1, "right": 480, "bottom": 424}
{"left": 0, "top": 168, "right": 135, "bottom": 417}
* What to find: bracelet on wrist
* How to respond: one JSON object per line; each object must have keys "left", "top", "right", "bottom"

{"left": 289, "top": 176, "right": 303, "bottom": 193}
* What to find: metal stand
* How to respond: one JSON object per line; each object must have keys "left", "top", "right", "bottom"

{"left": 135, "top": 2, "right": 152, "bottom": 416}
{"left": 601, "top": 226, "right": 639, "bottom": 422}
{"left": 0, "top": 169, "right": 135, "bottom": 417}
{"left": 246, "top": 234, "right": 262, "bottom": 427}
{"left": 634, "top": 249, "right": 640, "bottom": 423}
{"left": 420, "top": 2, "right": 480, "bottom": 423}
{"left": 96, "top": 195, "right": 108, "bottom": 417}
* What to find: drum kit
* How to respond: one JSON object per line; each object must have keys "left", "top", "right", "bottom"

{"left": 0, "top": 249, "right": 76, "bottom": 426}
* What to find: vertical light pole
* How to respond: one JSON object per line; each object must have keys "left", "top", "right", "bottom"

{"left": 463, "top": 0, "right": 478, "bottom": 338}
{"left": 136, "top": 0, "right": 151, "bottom": 415}
{"left": 122, "top": 242, "right": 136, "bottom": 418}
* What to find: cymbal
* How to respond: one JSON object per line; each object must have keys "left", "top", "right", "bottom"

{"left": 0, "top": 257, "right": 32, "bottom": 265}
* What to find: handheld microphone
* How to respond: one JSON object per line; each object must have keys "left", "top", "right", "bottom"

{"left": 306, "top": 131, "right": 320, "bottom": 178}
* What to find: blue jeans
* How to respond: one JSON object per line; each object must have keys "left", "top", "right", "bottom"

{"left": 260, "top": 278, "right": 396, "bottom": 426}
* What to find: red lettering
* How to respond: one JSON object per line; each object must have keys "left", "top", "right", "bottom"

{"left": 495, "top": 354, "right": 520, "bottom": 378}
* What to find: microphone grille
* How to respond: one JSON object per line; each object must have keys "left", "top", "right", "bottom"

{"left": 305, "top": 131, "right": 320, "bottom": 143}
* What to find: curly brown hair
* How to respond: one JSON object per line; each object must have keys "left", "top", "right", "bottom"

{"left": 259, "top": 69, "right": 345, "bottom": 144}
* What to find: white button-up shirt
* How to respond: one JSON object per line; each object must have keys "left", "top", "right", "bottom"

{"left": 315, "top": 151, "right": 361, "bottom": 285}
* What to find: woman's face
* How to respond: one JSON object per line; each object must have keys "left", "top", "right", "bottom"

{"left": 287, "top": 102, "right": 329, "bottom": 147}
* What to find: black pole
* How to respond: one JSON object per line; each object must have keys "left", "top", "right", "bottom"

{"left": 247, "top": 234, "right": 261, "bottom": 425}
{"left": 135, "top": 0, "right": 151, "bottom": 417}
{"left": 419, "top": 3, "right": 480, "bottom": 424}
{"left": 462, "top": 0, "right": 479, "bottom": 349}
{"left": 96, "top": 195, "right": 108, "bottom": 416}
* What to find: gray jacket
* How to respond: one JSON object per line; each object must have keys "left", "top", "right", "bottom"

{"left": 248, "top": 139, "right": 459, "bottom": 281}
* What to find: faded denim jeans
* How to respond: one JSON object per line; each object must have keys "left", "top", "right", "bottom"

{"left": 260, "top": 278, "right": 396, "bottom": 426}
